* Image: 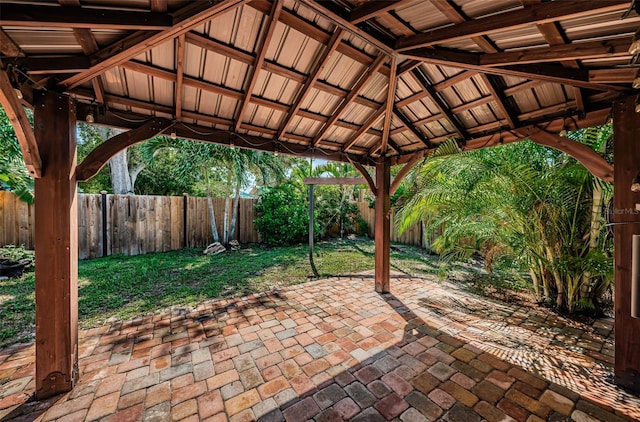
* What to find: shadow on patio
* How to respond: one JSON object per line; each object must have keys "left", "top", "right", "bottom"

{"left": 0, "top": 275, "right": 639, "bottom": 421}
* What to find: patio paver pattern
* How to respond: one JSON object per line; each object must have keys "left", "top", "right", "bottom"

{"left": 1, "top": 275, "right": 639, "bottom": 421}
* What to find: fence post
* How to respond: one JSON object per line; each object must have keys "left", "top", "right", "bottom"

{"left": 100, "top": 191, "right": 108, "bottom": 257}
{"left": 183, "top": 193, "right": 188, "bottom": 248}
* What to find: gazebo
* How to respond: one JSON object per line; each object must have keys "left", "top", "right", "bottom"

{"left": 0, "top": 0, "right": 639, "bottom": 401}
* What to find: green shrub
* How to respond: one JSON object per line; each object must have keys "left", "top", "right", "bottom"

{"left": 0, "top": 244, "right": 34, "bottom": 265}
{"left": 255, "top": 183, "right": 313, "bottom": 246}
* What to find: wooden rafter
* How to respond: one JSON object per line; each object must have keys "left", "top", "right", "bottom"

{"left": 480, "top": 74, "right": 518, "bottom": 128}
{"left": 393, "top": 108, "right": 431, "bottom": 147}
{"left": 295, "top": 0, "right": 395, "bottom": 55}
{"left": 397, "top": 59, "right": 421, "bottom": 76}
{"left": 247, "top": 0, "right": 390, "bottom": 76}
{"left": 234, "top": 0, "right": 283, "bottom": 132}
{"left": 480, "top": 37, "right": 630, "bottom": 67}
{"left": 185, "top": 31, "right": 381, "bottom": 112}
{"left": 69, "top": 26, "right": 106, "bottom": 104}
{"left": 380, "top": 55, "right": 397, "bottom": 154}
{"left": 175, "top": 35, "right": 185, "bottom": 120}
{"left": 312, "top": 54, "right": 387, "bottom": 147}
{"left": 0, "top": 2, "right": 173, "bottom": 30}
{"left": 61, "top": 0, "right": 244, "bottom": 89}
{"left": 433, "top": 70, "right": 476, "bottom": 91}
{"left": 396, "top": 0, "right": 629, "bottom": 51}
{"left": 277, "top": 29, "right": 344, "bottom": 140}
{"left": 402, "top": 48, "right": 629, "bottom": 92}
{"left": 411, "top": 68, "right": 469, "bottom": 139}
{"left": 77, "top": 118, "right": 175, "bottom": 181}
{"left": 390, "top": 153, "right": 422, "bottom": 195}
{"left": 0, "top": 66, "right": 41, "bottom": 177}
{"left": 350, "top": 0, "right": 412, "bottom": 24}
{"left": 342, "top": 104, "right": 386, "bottom": 152}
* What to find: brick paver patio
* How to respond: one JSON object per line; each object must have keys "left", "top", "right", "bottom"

{"left": 1, "top": 275, "right": 639, "bottom": 421}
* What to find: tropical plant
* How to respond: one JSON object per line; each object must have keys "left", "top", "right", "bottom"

{"left": 254, "top": 183, "right": 312, "bottom": 246}
{"left": 0, "top": 106, "right": 33, "bottom": 203}
{"left": 397, "top": 128, "right": 613, "bottom": 314}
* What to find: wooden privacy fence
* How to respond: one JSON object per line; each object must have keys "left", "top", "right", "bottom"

{"left": 1, "top": 191, "right": 259, "bottom": 259}
{"left": 0, "top": 191, "right": 431, "bottom": 259}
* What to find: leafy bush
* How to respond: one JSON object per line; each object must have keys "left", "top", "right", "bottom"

{"left": 0, "top": 244, "right": 34, "bottom": 264}
{"left": 255, "top": 183, "right": 313, "bottom": 246}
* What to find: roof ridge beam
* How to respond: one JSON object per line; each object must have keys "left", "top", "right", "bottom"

{"left": 396, "top": 0, "right": 629, "bottom": 51}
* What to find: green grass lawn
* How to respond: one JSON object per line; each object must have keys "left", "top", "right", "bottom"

{"left": 0, "top": 238, "right": 450, "bottom": 348}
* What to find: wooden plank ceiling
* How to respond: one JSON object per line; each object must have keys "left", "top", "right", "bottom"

{"left": 0, "top": 0, "right": 638, "bottom": 165}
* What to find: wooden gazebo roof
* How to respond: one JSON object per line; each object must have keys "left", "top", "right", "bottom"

{"left": 0, "top": 0, "right": 637, "bottom": 172}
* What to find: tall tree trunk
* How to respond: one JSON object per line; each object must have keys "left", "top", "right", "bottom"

{"left": 109, "top": 150, "right": 133, "bottom": 194}
{"left": 581, "top": 182, "right": 603, "bottom": 299}
{"left": 228, "top": 182, "right": 241, "bottom": 242}
{"left": 223, "top": 196, "right": 230, "bottom": 245}
{"left": 207, "top": 195, "right": 220, "bottom": 244}
{"left": 204, "top": 168, "right": 220, "bottom": 243}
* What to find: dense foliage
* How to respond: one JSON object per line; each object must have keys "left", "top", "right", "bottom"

{"left": 0, "top": 107, "right": 33, "bottom": 203}
{"left": 254, "top": 183, "right": 312, "bottom": 246}
{"left": 397, "top": 128, "right": 613, "bottom": 315}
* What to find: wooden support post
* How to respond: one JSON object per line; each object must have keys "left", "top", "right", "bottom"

{"left": 375, "top": 158, "right": 391, "bottom": 293}
{"left": 34, "top": 91, "right": 79, "bottom": 399}
{"left": 613, "top": 96, "right": 640, "bottom": 394}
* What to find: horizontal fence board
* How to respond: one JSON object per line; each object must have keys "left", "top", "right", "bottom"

{"left": 1, "top": 192, "right": 427, "bottom": 258}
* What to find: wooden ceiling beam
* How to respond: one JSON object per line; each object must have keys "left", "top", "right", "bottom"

{"left": 480, "top": 37, "right": 630, "bottom": 67}
{"left": 390, "top": 107, "right": 611, "bottom": 166}
{"left": 75, "top": 102, "right": 374, "bottom": 165}
{"left": 433, "top": 70, "right": 476, "bottom": 91}
{"left": 77, "top": 118, "right": 175, "bottom": 181}
{"left": 349, "top": 159, "right": 377, "bottom": 193}
{"left": 380, "top": 55, "right": 397, "bottom": 154}
{"left": 0, "top": 2, "right": 173, "bottom": 30}
{"left": 397, "top": 59, "right": 421, "bottom": 76}
{"left": 429, "top": 0, "right": 499, "bottom": 53}
{"left": 411, "top": 68, "right": 469, "bottom": 139}
{"left": 396, "top": 90, "right": 429, "bottom": 109}
{"left": 61, "top": 0, "right": 244, "bottom": 89}
{"left": 350, "top": 0, "right": 412, "bottom": 24}
{"left": 312, "top": 54, "right": 387, "bottom": 146}
{"left": 277, "top": 29, "right": 344, "bottom": 140}
{"left": 402, "top": 48, "right": 630, "bottom": 92}
{"left": 396, "top": 0, "right": 629, "bottom": 51}
{"left": 175, "top": 35, "right": 185, "bottom": 120}
{"left": 342, "top": 104, "right": 386, "bottom": 152}
{"left": 0, "top": 66, "right": 41, "bottom": 177}
{"left": 235, "top": 0, "right": 282, "bottom": 131}
{"left": 480, "top": 74, "right": 518, "bottom": 128}
{"left": 294, "top": 0, "right": 395, "bottom": 55}
{"left": 449, "top": 95, "right": 492, "bottom": 114}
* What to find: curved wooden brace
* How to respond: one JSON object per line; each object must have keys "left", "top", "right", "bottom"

{"left": 0, "top": 68, "right": 41, "bottom": 177}
{"left": 523, "top": 130, "right": 614, "bottom": 183}
{"left": 76, "top": 117, "right": 174, "bottom": 181}
{"left": 349, "top": 159, "right": 377, "bottom": 195}
{"left": 390, "top": 153, "right": 422, "bottom": 196}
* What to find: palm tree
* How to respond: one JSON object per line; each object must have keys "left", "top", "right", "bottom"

{"left": 0, "top": 106, "right": 33, "bottom": 203}
{"left": 397, "top": 129, "right": 612, "bottom": 314}
{"left": 142, "top": 137, "right": 284, "bottom": 246}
